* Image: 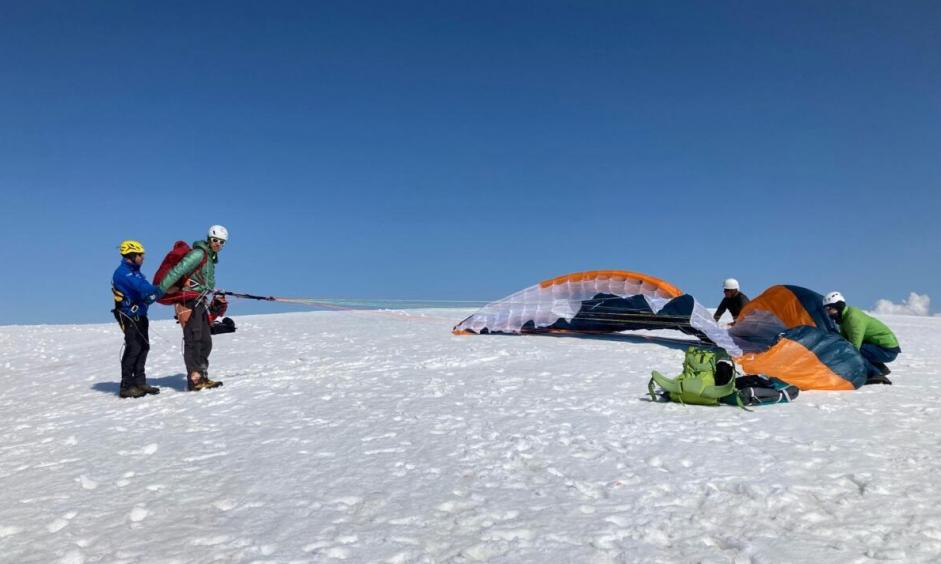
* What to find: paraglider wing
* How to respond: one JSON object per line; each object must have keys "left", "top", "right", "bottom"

{"left": 730, "top": 285, "right": 867, "bottom": 390}
{"left": 453, "top": 270, "right": 741, "bottom": 354}
{"left": 453, "top": 271, "right": 681, "bottom": 335}
{"left": 738, "top": 326, "right": 869, "bottom": 390}
{"left": 730, "top": 285, "right": 838, "bottom": 352}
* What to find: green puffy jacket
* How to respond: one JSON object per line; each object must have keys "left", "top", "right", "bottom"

{"left": 158, "top": 240, "right": 218, "bottom": 295}
{"left": 839, "top": 306, "right": 899, "bottom": 350}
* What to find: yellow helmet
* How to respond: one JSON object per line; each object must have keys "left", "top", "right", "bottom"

{"left": 119, "top": 240, "right": 145, "bottom": 255}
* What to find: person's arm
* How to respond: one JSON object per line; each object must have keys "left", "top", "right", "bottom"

{"left": 714, "top": 298, "right": 729, "bottom": 321}
{"left": 127, "top": 274, "right": 163, "bottom": 303}
{"left": 158, "top": 248, "right": 206, "bottom": 294}
{"left": 841, "top": 311, "right": 867, "bottom": 349}
{"left": 732, "top": 294, "right": 749, "bottom": 318}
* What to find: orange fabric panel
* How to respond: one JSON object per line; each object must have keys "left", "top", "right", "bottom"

{"left": 538, "top": 270, "right": 683, "bottom": 298}
{"left": 737, "top": 285, "right": 816, "bottom": 328}
{"left": 738, "top": 339, "right": 854, "bottom": 391}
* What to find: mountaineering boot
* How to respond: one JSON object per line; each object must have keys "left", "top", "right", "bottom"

{"left": 119, "top": 386, "right": 146, "bottom": 399}
{"left": 872, "top": 362, "right": 891, "bottom": 376}
{"left": 199, "top": 376, "right": 223, "bottom": 389}
{"left": 139, "top": 384, "right": 161, "bottom": 395}
{"left": 865, "top": 374, "right": 893, "bottom": 386}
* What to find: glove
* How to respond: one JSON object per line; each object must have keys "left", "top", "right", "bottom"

{"left": 210, "top": 295, "right": 228, "bottom": 317}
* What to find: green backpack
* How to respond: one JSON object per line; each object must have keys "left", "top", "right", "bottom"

{"left": 649, "top": 346, "right": 738, "bottom": 406}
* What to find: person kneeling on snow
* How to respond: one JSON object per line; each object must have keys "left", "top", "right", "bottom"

{"left": 823, "top": 291, "right": 901, "bottom": 384}
{"left": 112, "top": 240, "right": 164, "bottom": 398}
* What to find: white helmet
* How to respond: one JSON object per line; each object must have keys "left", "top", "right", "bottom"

{"left": 723, "top": 278, "right": 740, "bottom": 290}
{"left": 208, "top": 225, "right": 229, "bottom": 241}
{"left": 823, "top": 291, "right": 845, "bottom": 307}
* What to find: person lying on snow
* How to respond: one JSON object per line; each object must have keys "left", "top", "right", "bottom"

{"left": 823, "top": 291, "right": 900, "bottom": 385}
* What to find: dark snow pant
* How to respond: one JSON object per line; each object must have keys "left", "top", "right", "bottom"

{"left": 183, "top": 301, "right": 213, "bottom": 379}
{"left": 860, "top": 343, "right": 900, "bottom": 376}
{"left": 120, "top": 316, "right": 150, "bottom": 390}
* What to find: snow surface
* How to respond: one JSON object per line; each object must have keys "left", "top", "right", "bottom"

{"left": 1, "top": 309, "right": 940, "bottom": 563}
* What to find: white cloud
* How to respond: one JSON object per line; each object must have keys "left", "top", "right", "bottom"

{"left": 872, "top": 292, "right": 932, "bottom": 316}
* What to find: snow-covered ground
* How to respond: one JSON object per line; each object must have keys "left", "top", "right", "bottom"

{"left": 1, "top": 309, "right": 940, "bottom": 563}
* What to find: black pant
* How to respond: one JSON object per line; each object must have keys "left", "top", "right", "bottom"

{"left": 183, "top": 301, "right": 213, "bottom": 378}
{"left": 121, "top": 316, "right": 150, "bottom": 389}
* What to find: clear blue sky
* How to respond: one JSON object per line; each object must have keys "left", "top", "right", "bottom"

{"left": 1, "top": 1, "right": 939, "bottom": 325}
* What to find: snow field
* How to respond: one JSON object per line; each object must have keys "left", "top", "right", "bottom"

{"left": 1, "top": 310, "right": 940, "bottom": 563}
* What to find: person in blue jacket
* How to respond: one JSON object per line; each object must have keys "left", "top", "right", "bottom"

{"left": 112, "top": 240, "right": 164, "bottom": 398}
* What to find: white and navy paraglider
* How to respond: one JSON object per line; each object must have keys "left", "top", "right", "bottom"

{"left": 453, "top": 270, "right": 741, "bottom": 355}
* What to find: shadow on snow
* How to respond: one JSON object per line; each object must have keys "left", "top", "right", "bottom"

{"left": 91, "top": 374, "right": 188, "bottom": 395}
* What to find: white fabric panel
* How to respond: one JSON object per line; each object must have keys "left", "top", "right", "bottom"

{"left": 455, "top": 275, "right": 676, "bottom": 335}
{"left": 688, "top": 301, "right": 742, "bottom": 356}
{"left": 454, "top": 274, "right": 741, "bottom": 355}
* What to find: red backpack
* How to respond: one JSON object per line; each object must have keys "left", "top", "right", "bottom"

{"left": 153, "top": 241, "right": 209, "bottom": 305}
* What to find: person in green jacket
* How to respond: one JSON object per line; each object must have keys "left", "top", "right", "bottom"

{"left": 158, "top": 225, "right": 229, "bottom": 391}
{"left": 823, "top": 291, "right": 901, "bottom": 383}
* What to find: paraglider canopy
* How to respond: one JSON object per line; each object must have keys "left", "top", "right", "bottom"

{"left": 453, "top": 270, "right": 740, "bottom": 353}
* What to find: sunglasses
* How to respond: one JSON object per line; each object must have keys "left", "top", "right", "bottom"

{"left": 210, "top": 238, "right": 226, "bottom": 246}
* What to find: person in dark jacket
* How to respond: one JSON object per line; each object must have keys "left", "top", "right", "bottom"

{"left": 157, "top": 225, "right": 228, "bottom": 391}
{"left": 714, "top": 278, "right": 750, "bottom": 324}
{"left": 112, "top": 240, "right": 164, "bottom": 398}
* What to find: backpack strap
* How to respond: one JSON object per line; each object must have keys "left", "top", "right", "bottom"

{"left": 649, "top": 370, "right": 682, "bottom": 403}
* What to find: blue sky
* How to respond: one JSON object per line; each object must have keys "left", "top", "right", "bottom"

{"left": 1, "top": 1, "right": 939, "bottom": 325}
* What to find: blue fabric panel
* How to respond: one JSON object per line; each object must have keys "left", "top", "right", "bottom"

{"left": 784, "top": 285, "right": 838, "bottom": 333}
{"left": 547, "top": 293, "right": 657, "bottom": 332}
{"left": 657, "top": 294, "right": 694, "bottom": 317}
{"left": 783, "top": 325, "right": 869, "bottom": 389}
{"left": 541, "top": 293, "right": 698, "bottom": 335}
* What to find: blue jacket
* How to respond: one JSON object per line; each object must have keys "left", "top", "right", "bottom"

{"left": 112, "top": 259, "right": 163, "bottom": 318}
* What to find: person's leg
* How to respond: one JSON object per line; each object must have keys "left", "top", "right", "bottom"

{"left": 131, "top": 317, "right": 148, "bottom": 387}
{"left": 182, "top": 304, "right": 204, "bottom": 389}
{"left": 860, "top": 343, "right": 900, "bottom": 375}
{"left": 132, "top": 318, "right": 160, "bottom": 394}
{"left": 202, "top": 303, "right": 213, "bottom": 374}
{"left": 120, "top": 316, "right": 145, "bottom": 398}
{"left": 120, "top": 321, "right": 137, "bottom": 390}
{"left": 860, "top": 343, "right": 900, "bottom": 364}
{"left": 196, "top": 302, "right": 220, "bottom": 386}
{"left": 183, "top": 302, "right": 214, "bottom": 389}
